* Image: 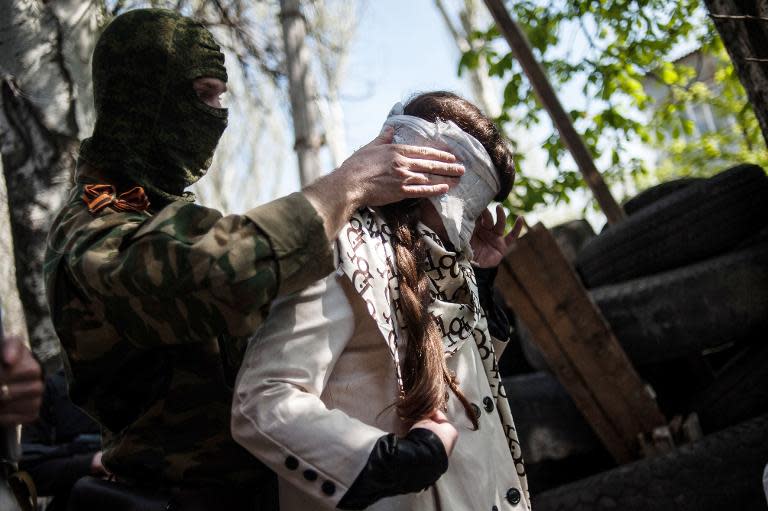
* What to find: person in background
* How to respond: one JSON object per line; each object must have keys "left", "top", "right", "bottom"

{"left": 0, "top": 337, "right": 43, "bottom": 428}
{"left": 21, "top": 369, "right": 107, "bottom": 511}
{"left": 0, "top": 331, "right": 44, "bottom": 511}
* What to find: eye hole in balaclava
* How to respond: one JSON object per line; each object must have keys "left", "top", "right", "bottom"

{"left": 79, "top": 8, "right": 228, "bottom": 203}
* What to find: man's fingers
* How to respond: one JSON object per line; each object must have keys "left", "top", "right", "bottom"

{"left": 1, "top": 380, "right": 44, "bottom": 401}
{"left": 401, "top": 184, "right": 451, "bottom": 197}
{"left": 404, "top": 158, "right": 465, "bottom": 178}
{"left": 2, "top": 357, "right": 42, "bottom": 383}
{"left": 371, "top": 126, "right": 394, "bottom": 146}
{"left": 397, "top": 170, "right": 431, "bottom": 185}
{"left": 0, "top": 388, "right": 42, "bottom": 415}
{"left": 361, "top": 126, "right": 394, "bottom": 150}
{"left": 2, "top": 336, "right": 22, "bottom": 367}
{"left": 399, "top": 170, "right": 461, "bottom": 187}
{"left": 393, "top": 144, "right": 458, "bottom": 164}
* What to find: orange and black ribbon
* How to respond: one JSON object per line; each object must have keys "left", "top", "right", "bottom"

{"left": 82, "top": 184, "right": 150, "bottom": 214}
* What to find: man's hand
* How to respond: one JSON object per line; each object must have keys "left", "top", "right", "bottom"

{"left": 470, "top": 205, "right": 524, "bottom": 268}
{"left": 303, "top": 127, "right": 465, "bottom": 242}
{"left": 0, "top": 336, "right": 43, "bottom": 426}
{"left": 337, "top": 127, "right": 465, "bottom": 207}
{"left": 411, "top": 410, "right": 458, "bottom": 457}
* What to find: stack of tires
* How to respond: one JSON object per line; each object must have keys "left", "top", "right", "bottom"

{"left": 500, "top": 164, "right": 768, "bottom": 510}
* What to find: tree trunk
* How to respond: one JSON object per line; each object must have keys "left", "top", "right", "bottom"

{"left": 310, "top": 0, "right": 355, "bottom": 169}
{"left": 705, "top": 0, "right": 768, "bottom": 147}
{"left": 317, "top": 90, "right": 347, "bottom": 169}
{"left": 0, "top": 0, "right": 99, "bottom": 369}
{"left": 280, "top": 0, "right": 324, "bottom": 185}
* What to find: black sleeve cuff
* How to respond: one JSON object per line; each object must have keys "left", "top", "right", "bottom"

{"left": 337, "top": 428, "right": 448, "bottom": 510}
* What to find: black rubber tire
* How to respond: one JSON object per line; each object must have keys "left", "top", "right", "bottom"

{"left": 622, "top": 177, "right": 701, "bottom": 216}
{"left": 590, "top": 241, "right": 768, "bottom": 365}
{"left": 575, "top": 164, "right": 768, "bottom": 288}
{"left": 689, "top": 342, "right": 768, "bottom": 434}
{"left": 550, "top": 219, "right": 595, "bottom": 263}
{"left": 517, "top": 241, "right": 768, "bottom": 369}
{"left": 502, "top": 372, "right": 603, "bottom": 464}
{"left": 532, "top": 414, "right": 768, "bottom": 509}
{"left": 632, "top": 356, "right": 716, "bottom": 419}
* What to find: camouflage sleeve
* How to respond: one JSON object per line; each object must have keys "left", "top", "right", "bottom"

{"left": 67, "top": 192, "right": 334, "bottom": 344}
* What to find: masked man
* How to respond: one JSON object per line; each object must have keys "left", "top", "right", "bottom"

{"left": 43, "top": 8, "right": 463, "bottom": 510}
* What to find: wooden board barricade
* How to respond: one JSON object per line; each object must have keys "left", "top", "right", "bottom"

{"left": 496, "top": 223, "right": 666, "bottom": 463}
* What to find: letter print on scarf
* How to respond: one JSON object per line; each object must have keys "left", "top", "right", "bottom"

{"left": 337, "top": 207, "right": 530, "bottom": 507}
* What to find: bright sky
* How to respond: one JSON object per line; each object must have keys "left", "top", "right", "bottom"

{"left": 340, "top": 0, "right": 471, "bottom": 152}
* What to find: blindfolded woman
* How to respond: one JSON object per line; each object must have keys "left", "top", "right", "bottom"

{"left": 232, "top": 91, "right": 530, "bottom": 511}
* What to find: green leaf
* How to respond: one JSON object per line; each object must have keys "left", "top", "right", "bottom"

{"left": 458, "top": 50, "right": 479, "bottom": 76}
{"left": 454, "top": 0, "right": 765, "bottom": 214}
{"left": 660, "top": 62, "right": 679, "bottom": 85}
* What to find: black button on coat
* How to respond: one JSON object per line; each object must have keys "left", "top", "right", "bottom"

{"left": 506, "top": 487, "right": 521, "bottom": 505}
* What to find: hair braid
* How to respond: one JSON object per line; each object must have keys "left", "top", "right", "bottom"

{"left": 381, "top": 204, "right": 479, "bottom": 429}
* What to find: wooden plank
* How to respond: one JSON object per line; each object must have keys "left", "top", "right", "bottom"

{"left": 497, "top": 223, "right": 666, "bottom": 462}
{"left": 522, "top": 224, "right": 666, "bottom": 432}
{"left": 504, "top": 231, "right": 647, "bottom": 457}
{"left": 496, "top": 251, "right": 635, "bottom": 462}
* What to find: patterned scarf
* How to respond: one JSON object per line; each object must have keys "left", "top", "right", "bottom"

{"left": 337, "top": 207, "right": 529, "bottom": 504}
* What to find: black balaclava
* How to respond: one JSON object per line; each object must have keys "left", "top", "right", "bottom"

{"left": 79, "top": 8, "right": 228, "bottom": 203}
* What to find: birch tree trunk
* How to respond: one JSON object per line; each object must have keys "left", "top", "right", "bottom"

{"left": 0, "top": 0, "right": 99, "bottom": 369}
{"left": 310, "top": 0, "right": 355, "bottom": 169}
{"left": 705, "top": 0, "right": 768, "bottom": 147}
{"left": 317, "top": 91, "right": 347, "bottom": 168}
{"left": 280, "top": 0, "right": 323, "bottom": 185}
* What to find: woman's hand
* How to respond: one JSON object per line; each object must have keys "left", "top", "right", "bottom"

{"left": 0, "top": 336, "right": 43, "bottom": 425}
{"left": 410, "top": 410, "right": 458, "bottom": 457}
{"left": 470, "top": 205, "right": 524, "bottom": 269}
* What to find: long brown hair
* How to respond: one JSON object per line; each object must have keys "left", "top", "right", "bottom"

{"left": 380, "top": 91, "right": 515, "bottom": 428}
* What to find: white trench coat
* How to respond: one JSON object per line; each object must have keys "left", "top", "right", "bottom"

{"left": 231, "top": 271, "right": 529, "bottom": 511}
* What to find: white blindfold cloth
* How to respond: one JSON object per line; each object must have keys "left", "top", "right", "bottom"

{"left": 384, "top": 102, "right": 500, "bottom": 259}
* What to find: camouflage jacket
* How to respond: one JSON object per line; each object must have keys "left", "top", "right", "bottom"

{"left": 43, "top": 177, "right": 334, "bottom": 491}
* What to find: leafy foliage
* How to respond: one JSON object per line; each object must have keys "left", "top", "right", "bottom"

{"left": 461, "top": 0, "right": 768, "bottom": 214}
